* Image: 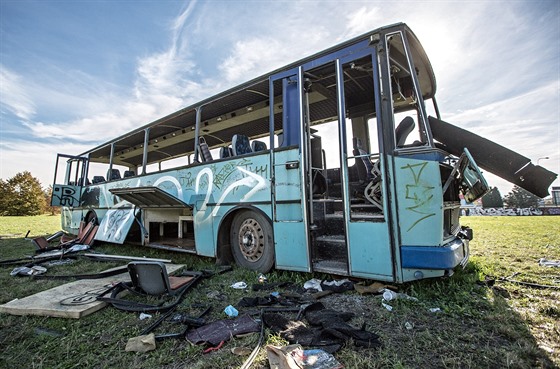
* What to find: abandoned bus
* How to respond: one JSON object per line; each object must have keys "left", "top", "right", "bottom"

{"left": 51, "top": 23, "right": 557, "bottom": 282}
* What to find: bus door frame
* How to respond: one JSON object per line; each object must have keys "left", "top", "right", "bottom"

{"left": 333, "top": 48, "right": 396, "bottom": 281}
{"left": 269, "top": 67, "right": 311, "bottom": 272}
{"left": 51, "top": 154, "right": 88, "bottom": 208}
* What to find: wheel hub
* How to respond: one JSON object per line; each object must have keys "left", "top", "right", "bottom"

{"left": 238, "top": 218, "right": 264, "bottom": 262}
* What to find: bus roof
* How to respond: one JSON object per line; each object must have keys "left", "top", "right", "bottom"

{"left": 83, "top": 23, "right": 436, "bottom": 168}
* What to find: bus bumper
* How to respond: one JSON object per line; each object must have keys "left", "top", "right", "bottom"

{"left": 401, "top": 238, "right": 469, "bottom": 270}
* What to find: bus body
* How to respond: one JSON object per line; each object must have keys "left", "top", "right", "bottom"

{"left": 51, "top": 23, "right": 556, "bottom": 282}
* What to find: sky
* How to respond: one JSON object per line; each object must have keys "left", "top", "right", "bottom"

{"left": 0, "top": 0, "right": 559, "bottom": 198}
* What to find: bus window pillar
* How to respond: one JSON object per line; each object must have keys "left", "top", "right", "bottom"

{"left": 193, "top": 107, "right": 202, "bottom": 163}
{"left": 141, "top": 128, "right": 150, "bottom": 175}
{"left": 108, "top": 143, "right": 115, "bottom": 181}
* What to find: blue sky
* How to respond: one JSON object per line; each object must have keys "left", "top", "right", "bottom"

{"left": 1, "top": 0, "right": 559, "bottom": 197}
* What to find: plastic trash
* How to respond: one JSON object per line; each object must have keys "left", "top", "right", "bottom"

{"left": 381, "top": 302, "right": 393, "bottom": 311}
{"left": 224, "top": 305, "right": 239, "bottom": 317}
{"left": 139, "top": 313, "right": 152, "bottom": 320}
{"left": 230, "top": 281, "right": 248, "bottom": 289}
{"left": 303, "top": 278, "right": 323, "bottom": 291}
{"left": 429, "top": 307, "right": 441, "bottom": 313}
{"left": 257, "top": 273, "right": 267, "bottom": 283}
{"left": 382, "top": 288, "right": 418, "bottom": 301}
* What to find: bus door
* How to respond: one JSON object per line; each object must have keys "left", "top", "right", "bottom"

{"left": 338, "top": 54, "right": 395, "bottom": 280}
{"left": 51, "top": 154, "right": 88, "bottom": 230}
{"left": 270, "top": 68, "right": 311, "bottom": 272}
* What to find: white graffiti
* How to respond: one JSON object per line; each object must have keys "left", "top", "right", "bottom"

{"left": 194, "top": 166, "right": 267, "bottom": 222}
{"left": 212, "top": 167, "right": 266, "bottom": 216}
{"left": 154, "top": 175, "right": 184, "bottom": 200}
{"left": 467, "top": 207, "right": 543, "bottom": 216}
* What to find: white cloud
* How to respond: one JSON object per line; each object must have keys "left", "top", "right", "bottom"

{"left": 0, "top": 66, "right": 36, "bottom": 120}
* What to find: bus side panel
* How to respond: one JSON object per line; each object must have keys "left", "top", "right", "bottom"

{"left": 272, "top": 148, "right": 310, "bottom": 272}
{"left": 274, "top": 221, "right": 310, "bottom": 271}
{"left": 347, "top": 222, "right": 393, "bottom": 281}
{"left": 393, "top": 156, "right": 444, "bottom": 246}
{"left": 194, "top": 154, "right": 273, "bottom": 257}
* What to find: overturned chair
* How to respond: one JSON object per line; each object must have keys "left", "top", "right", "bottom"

{"left": 98, "top": 261, "right": 202, "bottom": 313}
{"left": 127, "top": 261, "right": 195, "bottom": 296}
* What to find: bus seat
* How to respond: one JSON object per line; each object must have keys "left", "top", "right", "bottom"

{"left": 123, "top": 170, "right": 136, "bottom": 178}
{"left": 251, "top": 140, "right": 267, "bottom": 152}
{"left": 220, "top": 146, "right": 233, "bottom": 158}
{"left": 232, "top": 134, "right": 252, "bottom": 156}
{"left": 77, "top": 177, "right": 90, "bottom": 186}
{"left": 107, "top": 169, "right": 121, "bottom": 180}
{"left": 92, "top": 176, "right": 105, "bottom": 184}
{"left": 127, "top": 261, "right": 194, "bottom": 296}
{"left": 395, "top": 116, "right": 415, "bottom": 147}
{"left": 199, "top": 136, "right": 213, "bottom": 162}
{"left": 353, "top": 137, "right": 374, "bottom": 182}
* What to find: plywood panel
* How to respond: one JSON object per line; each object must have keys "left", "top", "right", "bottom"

{"left": 0, "top": 264, "right": 184, "bottom": 319}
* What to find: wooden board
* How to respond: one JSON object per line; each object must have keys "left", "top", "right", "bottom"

{"left": 0, "top": 264, "right": 185, "bottom": 319}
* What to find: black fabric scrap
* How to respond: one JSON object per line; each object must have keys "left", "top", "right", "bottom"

{"left": 238, "top": 296, "right": 277, "bottom": 307}
{"left": 305, "top": 302, "right": 380, "bottom": 349}
{"left": 186, "top": 314, "right": 260, "bottom": 346}
{"left": 263, "top": 302, "right": 380, "bottom": 353}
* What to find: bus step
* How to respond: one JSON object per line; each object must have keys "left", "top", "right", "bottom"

{"left": 313, "top": 235, "right": 347, "bottom": 260}
{"left": 324, "top": 214, "right": 344, "bottom": 234}
{"left": 312, "top": 259, "right": 348, "bottom": 275}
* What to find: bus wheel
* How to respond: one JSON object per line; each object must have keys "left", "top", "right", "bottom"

{"left": 230, "top": 210, "right": 274, "bottom": 273}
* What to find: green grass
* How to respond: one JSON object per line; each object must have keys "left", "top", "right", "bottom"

{"left": 0, "top": 215, "right": 559, "bottom": 368}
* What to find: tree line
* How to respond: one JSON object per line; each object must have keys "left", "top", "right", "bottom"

{"left": 0, "top": 171, "right": 58, "bottom": 216}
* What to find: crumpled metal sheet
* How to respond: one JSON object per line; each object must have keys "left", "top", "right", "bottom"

{"left": 429, "top": 116, "right": 557, "bottom": 198}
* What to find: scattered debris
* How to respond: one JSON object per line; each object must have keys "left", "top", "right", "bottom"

{"left": 267, "top": 344, "right": 343, "bottom": 369}
{"left": 139, "top": 313, "right": 152, "bottom": 320}
{"left": 83, "top": 253, "right": 172, "bottom": 263}
{"left": 404, "top": 321, "right": 413, "bottom": 330}
{"left": 186, "top": 314, "right": 260, "bottom": 346}
{"left": 264, "top": 302, "right": 380, "bottom": 353}
{"left": 539, "top": 258, "right": 560, "bottom": 267}
{"left": 353, "top": 281, "right": 389, "bottom": 295}
{"left": 429, "top": 308, "right": 441, "bottom": 313}
{"left": 125, "top": 333, "right": 156, "bottom": 353}
{"left": 224, "top": 305, "right": 239, "bottom": 317}
{"left": 10, "top": 265, "right": 47, "bottom": 277}
{"left": 382, "top": 289, "right": 418, "bottom": 301}
{"left": 231, "top": 281, "right": 248, "bottom": 289}
{"left": 381, "top": 302, "right": 393, "bottom": 312}
{"left": 303, "top": 278, "right": 323, "bottom": 292}
{"left": 231, "top": 346, "right": 253, "bottom": 356}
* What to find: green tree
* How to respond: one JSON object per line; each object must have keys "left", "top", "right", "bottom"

{"left": 0, "top": 172, "right": 46, "bottom": 216}
{"left": 481, "top": 186, "right": 503, "bottom": 208}
{"left": 44, "top": 185, "right": 60, "bottom": 215}
{"left": 503, "top": 185, "right": 541, "bottom": 208}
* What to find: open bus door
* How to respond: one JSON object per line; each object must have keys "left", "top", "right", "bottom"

{"left": 51, "top": 154, "right": 88, "bottom": 232}
{"left": 270, "top": 68, "right": 312, "bottom": 272}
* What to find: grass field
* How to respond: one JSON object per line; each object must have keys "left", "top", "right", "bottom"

{"left": 0, "top": 215, "right": 558, "bottom": 368}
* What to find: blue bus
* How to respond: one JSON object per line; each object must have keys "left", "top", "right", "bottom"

{"left": 51, "top": 23, "right": 556, "bottom": 282}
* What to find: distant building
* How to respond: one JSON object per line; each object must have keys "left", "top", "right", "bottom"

{"left": 552, "top": 186, "right": 560, "bottom": 205}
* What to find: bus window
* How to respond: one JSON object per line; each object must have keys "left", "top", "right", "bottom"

{"left": 387, "top": 32, "right": 431, "bottom": 149}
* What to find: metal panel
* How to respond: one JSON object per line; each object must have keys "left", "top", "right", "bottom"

{"left": 347, "top": 221, "right": 393, "bottom": 280}
{"left": 429, "top": 116, "right": 557, "bottom": 197}
{"left": 95, "top": 208, "right": 136, "bottom": 244}
{"left": 109, "top": 187, "right": 191, "bottom": 208}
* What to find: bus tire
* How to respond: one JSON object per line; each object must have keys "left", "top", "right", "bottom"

{"left": 230, "top": 210, "right": 274, "bottom": 273}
